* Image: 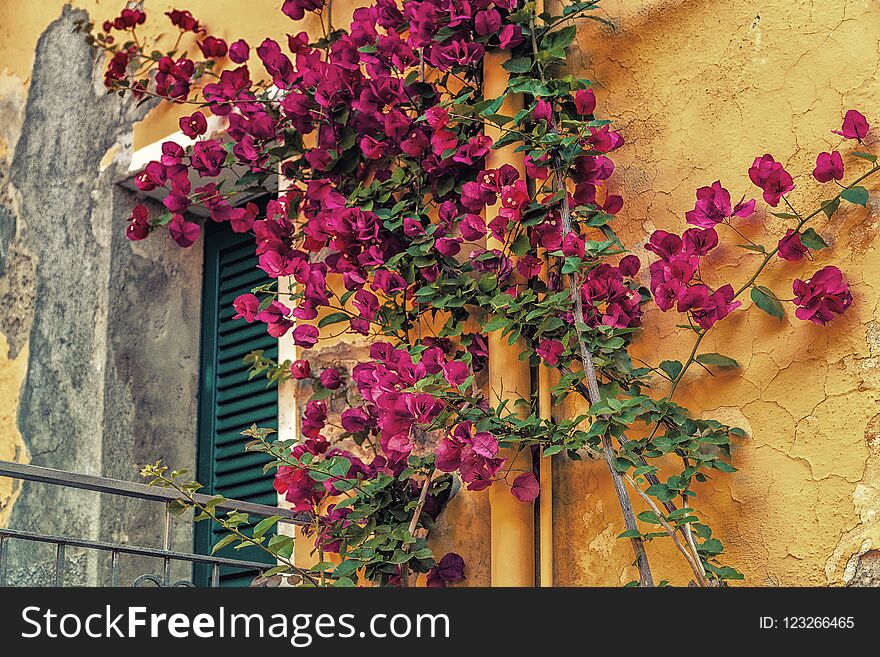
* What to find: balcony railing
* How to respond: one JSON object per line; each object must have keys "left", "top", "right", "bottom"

{"left": 0, "top": 460, "right": 308, "bottom": 587}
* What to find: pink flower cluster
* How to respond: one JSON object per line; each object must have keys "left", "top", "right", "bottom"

{"left": 646, "top": 226, "right": 740, "bottom": 330}
{"left": 792, "top": 266, "right": 852, "bottom": 325}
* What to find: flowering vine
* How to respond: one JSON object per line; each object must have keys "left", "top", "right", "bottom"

{"left": 88, "top": 0, "right": 877, "bottom": 586}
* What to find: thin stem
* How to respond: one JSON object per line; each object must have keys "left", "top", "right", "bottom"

{"left": 399, "top": 471, "right": 433, "bottom": 588}
{"left": 554, "top": 168, "right": 654, "bottom": 587}
{"left": 623, "top": 473, "right": 708, "bottom": 587}
{"left": 156, "top": 472, "right": 320, "bottom": 586}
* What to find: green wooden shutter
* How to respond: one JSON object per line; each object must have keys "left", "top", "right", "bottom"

{"left": 195, "top": 218, "right": 278, "bottom": 587}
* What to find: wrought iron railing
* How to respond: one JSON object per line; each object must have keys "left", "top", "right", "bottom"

{"left": 0, "top": 460, "right": 308, "bottom": 587}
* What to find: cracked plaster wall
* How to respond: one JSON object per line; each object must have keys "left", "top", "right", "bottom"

{"left": 553, "top": 0, "right": 880, "bottom": 586}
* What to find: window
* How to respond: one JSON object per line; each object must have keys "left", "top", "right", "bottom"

{"left": 194, "top": 211, "right": 278, "bottom": 586}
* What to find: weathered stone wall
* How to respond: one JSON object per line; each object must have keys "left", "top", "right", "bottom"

{"left": 0, "top": 6, "right": 202, "bottom": 585}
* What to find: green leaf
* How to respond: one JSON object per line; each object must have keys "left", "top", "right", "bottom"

{"left": 750, "top": 286, "right": 785, "bottom": 320}
{"left": 617, "top": 529, "right": 642, "bottom": 539}
{"left": 318, "top": 312, "right": 350, "bottom": 328}
{"left": 506, "top": 76, "right": 551, "bottom": 97}
{"left": 510, "top": 233, "right": 531, "bottom": 256}
{"left": 841, "top": 186, "right": 869, "bottom": 207}
{"left": 645, "top": 483, "right": 677, "bottom": 502}
{"left": 821, "top": 197, "right": 840, "bottom": 218}
{"left": 541, "top": 25, "right": 577, "bottom": 52}
{"left": 659, "top": 360, "right": 683, "bottom": 381}
{"left": 637, "top": 511, "right": 661, "bottom": 524}
{"left": 211, "top": 534, "right": 237, "bottom": 555}
{"left": 799, "top": 227, "right": 828, "bottom": 250}
{"left": 695, "top": 353, "right": 739, "bottom": 368}
{"left": 252, "top": 515, "right": 281, "bottom": 538}
{"left": 502, "top": 57, "right": 533, "bottom": 73}
{"left": 852, "top": 151, "right": 878, "bottom": 163}
{"left": 483, "top": 316, "right": 510, "bottom": 332}
{"left": 332, "top": 560, "right": 359, "bottom": 578}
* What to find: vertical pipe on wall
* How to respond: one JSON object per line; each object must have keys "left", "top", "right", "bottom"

{"left": 532, "top": 0, "right": 553, "bottom": 589}
{"left": 484, "top": 49, "right": 536, "bottom": 587}
{"left": 538, "top": 366, "right": 554, "bottom": 587}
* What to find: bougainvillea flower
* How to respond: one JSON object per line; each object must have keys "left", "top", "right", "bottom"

{"left": 812, "top": 151, "right": 844, "bottom": 183}
{"left": 561, "top": 233, "right": 585, "bottom": 258}
{"left": 511, "top": 472, "right": 540, "bottom": 503}
{"left": 105, "top": 8, "right": 146, "bottom": 31}
{"left": 191, "top": 140, "right": 226, "bottom": 177}
{"left": 198, "top": 36, "right": 228, "bottom": 59}
{"left": 792, "top": 266, "right": 852, "bottom": 324}
{"left": 165, "top": 9, "right": 201, "bottom": 33}
{"left": 319, "top": 368, "right": 342, "bottom": 390}
{"left": 155, "top": 56, "right": 194, "bottom": 99}
{"left": 498, "top": 24, "right": 523, "bottom": 49}
{"left": 470, "top": 432, "right": 499, "bottom": 459}
{"left": 777, "top": 229, "right": 809, "bottom": 261}
{"left": 126, "top": 204, "right": 150, "bottom": 241}
{"left": 179, "top": 111, "right": 208, "bottom": 138}
{"left": 574, "top": 88, "right": 596, "bottom": 115}
{"left": 748, "top": 154, "right": 795, "bottom": 206}
{"left": 682, "top": 226, "right": 719, "bottom": 256}
{"left": 474, "top": 9, "right": 502, "bottom": 36}
{"left": 437, "top": 553, "right": 466, "bottom": 583}
{"left": 290, "top": 359, "right": 311, "bottom": 379}
{"left": 833, "top": 110, "right": 870, "bottom": 141}
{"left": 618, "top": 254, "right": 641, "bottom": 277}
{"left": 536, "top": 339, "right": 564, "bottom": 366}
{"left": 282, "top": 0, "right": 324, "bottom": 21}
{"left": 435, "top": 237, "right": 462, "bottom": 257}
{"left": 685, "top": 181, "right": 755, "bottom": 227}
{"left": 232, "top": 294, "right": 260, "bottom": 322}
{"left": 517, "top": 254, "right": 543, "bottom": 279}
{"left": 353, "top": 288, "right": 380, "bottom": 319}
{"left": 426, "top": 567, "right": 445, "bottom": 588}
{"left": 291, "top": 324, "right": 319, "bottom": 347}
{"left": 525, "top": 153, "right": 550, "bottom": 179}
{"left": 228, "top": 39, "right": 250, "bottom": 63}
{"left": 532, "top": 99, "right": 554, "bottom": 124}
{"left": 167, "top": 214, "right": 200, "bottom": 247}
{"left": 341, "top": 407, "right": 371, "bottom": 433}
{"left": 679, "top": 284, "right": 741, "bottom": 330}
{"left": 442, "top": 361, "right": 470, "bottom": 387}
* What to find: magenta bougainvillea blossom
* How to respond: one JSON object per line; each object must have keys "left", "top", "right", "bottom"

{"left": 684, "top": 181, "right": 755, "bottom": 228}
{"left": 748, "top": 154, "right": 795, "bottom": 207}
{"left": 793, "top": 266, "right": 853, "bottom": 325}
{"left": 95, "top": 0, "right": 877, "bottom": 587}
{"left": 834, "top": 109, "right": 870, "bottom": 141}
{"left": 813, "top": 151, "right": 845, "bottom": 183}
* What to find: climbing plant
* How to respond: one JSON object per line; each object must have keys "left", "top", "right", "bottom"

{"left": 87, "top": 0, "right": 877, "bottom": 586}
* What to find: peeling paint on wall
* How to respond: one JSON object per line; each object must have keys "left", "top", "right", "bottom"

{"left": 0, "top": 333, "right": 28, "bottom": 527}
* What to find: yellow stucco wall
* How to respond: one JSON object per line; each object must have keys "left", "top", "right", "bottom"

{"left": 554, "top": 0, "right": 880, "bottom": 586}
{"left": 0, "top": 334, "right": 28, "bottom": 526}
{"left": 2, "top": 0, "right": 879, "bottom": 585}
